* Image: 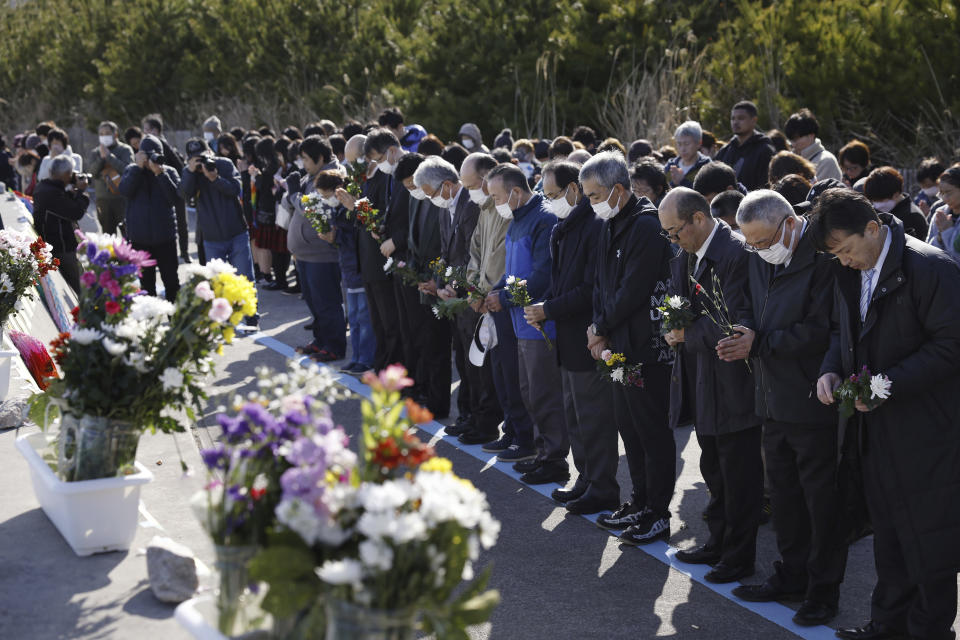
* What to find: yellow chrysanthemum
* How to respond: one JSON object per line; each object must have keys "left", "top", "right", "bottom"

{"left": 421, "top": 457, "right": 453, "bottom": 473}
{"left": 604, "top": 352, "right": 626, "bottom": 367}
{"left": 212, "top": 272, "right": 258, "bottom": 316}
{"left": 222, "top": 326, "right": 235, "bottom": 344}
{"left": 301, "top": 194, "right": 310, "bottom": 204}
{"left": 229, "top": 311, "right": 243, "bottom": 326}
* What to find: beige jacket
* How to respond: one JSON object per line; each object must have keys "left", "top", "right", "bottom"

{"left": 800, "top": 139, "right": 843, "bottom": 183}
{"left": 466, "top": 198, "right": 509, "bottom": 290}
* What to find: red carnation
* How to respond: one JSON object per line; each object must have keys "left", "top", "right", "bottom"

{"left": 105, "top": 300, "right": 121, "bottom": 315}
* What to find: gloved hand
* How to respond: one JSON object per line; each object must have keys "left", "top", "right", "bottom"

{"left": 285, "top": 171, "right": 302, "bottom": 195}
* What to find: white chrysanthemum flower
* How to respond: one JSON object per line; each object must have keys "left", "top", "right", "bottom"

{"left": 432, "top": 306, "right": 440, "bottom": 319}
{"left": 102, "top": 337, "right": 127, "bottom": 356}
{"left": 445, "top": 266, "right": 453, "bottom": 277}
{"left": 316, "top": 559, "right": 364, "bottom": 589}
{"left": 505, "top": 275, "right": 516, "bottom": 285}
{"left": 70, "top": 327, "right": 103, "bottom": 345}
{"left": 178, "top": 263, "right": 214, "bottom": 281}
{"left": 205, "top": 259, "right": 236, "bottom": 275}
{"left": 611, "top": 368, "right": 625, "bottom": 384}
{"left": 129, "top": 295, "right": 175, "bottom": 321}
{"left": 382, "top": 256, "right": 394, "bottom": 272}
{"left": 869, "top": 374, "right": 892, "bottom": 400}
{"left": 0, "top": 273, "right": 14, "bottom": 294}
{"left": 276, "top": 498, "right": 323, "bottom": 546}
{"left": 358, "top": 479, "right": 413, "bottom": 512}
{"left": 666, "top": 295, "right": 685, "bottom": 309}
{"left": 359, "top": 539, "right": 394, "bottom": 572}
{"left": 160, "top": 367, "right": 184, "bottom": 391}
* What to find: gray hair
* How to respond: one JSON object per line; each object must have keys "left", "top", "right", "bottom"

{"left": 736, "top": 189, "right": 795, "bottom": 226}
{"left": 674, "top": 120, "right": 703, "bottom": 143}
{"left": 413, "top": 155, "right": 459, "bottom": 190}
{"left": 579, "top": 150, "right": 630, "bottom": 189}
{"left": 49, "top": 154, "right": 75, "bottom": 177}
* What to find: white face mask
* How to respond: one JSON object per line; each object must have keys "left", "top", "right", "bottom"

{"left": 922, "top": 185, "right": 939, "bottom": 198}
{"left": 49, "top": 144, "right": 64, "bottom": 156}
{"left": 461, "top": 138, "right": 475, "bottom": 150}
{"left": 99, "top": 135, "right": 114, "bottom": 147}
{"left": 545, "top": 185, "right": 574, "bottom": 219}
{"left": 496, "top": 189, "right": 518, "bottom": 219}
{"left": 377, "top": 149, "right": 398, "bottom": 175}
{"left": 295, "top": 159, "right": 305, "bottom": 170}
{"left": 468, "top": 187, "right": 488, "bottom": 205}
{"left": 592, "top": 187, "right": 621, "bottom": 220}
{"left": 757, "top": 220, "right": 796, "bottom": 265}
{"left": 430, "top": 184, "right": 453, "bottom": 209}
{"left": 203, "top": 131, "right": 216, "bottom": 143}
{"left": 322, "top": 196, "right": 339, "bottom": 208}
{"left": 873, "top": 199, "right": 897, "bottom": 213}
{"left": 409, "top": 187, "right": 428, "bottom": 200}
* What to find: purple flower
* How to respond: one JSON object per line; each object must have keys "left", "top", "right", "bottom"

{"left": 200, "top": 443, "right": 228, "bottom": 470}
{"left": 80, "top": 271, "right": 97, "bottom": 288}
{"left": 280, "top": 465, "right": 324, "bottom": 499}
{"left": 218, "top": 414, "right": 249, "bottom": 442}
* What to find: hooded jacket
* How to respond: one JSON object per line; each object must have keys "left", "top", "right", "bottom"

{"left": 715, "top": 131, "right": 776, "bottom": 191}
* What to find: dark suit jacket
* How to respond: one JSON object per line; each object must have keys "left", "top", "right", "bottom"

{"left": 820, "top": 214, "right": 960, "bottom": 582}
{"left": 439, "top": 187, "right": 479, "bottom": 269}
{"left": 357, "top": 170, "right": 389, "bottom": 283}
{"left": 408, "top": 196, "right": 442, "bottom": 272}
{"left": 667, "top": 223, "right": 759, "bottom": 434}
{"left": 383, "top": 182, "right": 411, "bottom": 261}
{"left": 543, "top": 198, "right": 601, "bottom": 372}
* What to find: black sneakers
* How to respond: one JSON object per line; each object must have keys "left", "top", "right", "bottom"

{"left": 596, "top": 503, "right": 646, "bottom": 531}
{"left": 618, "top": 510, "right": 670, "bottom": 546}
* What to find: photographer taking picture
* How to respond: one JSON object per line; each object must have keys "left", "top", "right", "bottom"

{"left": 32, "top": 155, "right": 89, "bottom": 293}
{"left": 119, "top": 134, "right": 181, "bottom": 300}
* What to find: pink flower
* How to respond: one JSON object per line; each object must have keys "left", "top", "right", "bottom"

{"left": 106, "top": 280, "right": 122, "bottom": 297}
{"left": 80, "top": 271, "right": 97, "bottom": 287}
{"left": 194, "top": 281, "right": 215, "bottom": 301}
{"left": 208, "top": 297, "right": 233, "bottom": 323}
{"left": 99, "top": 270, "right": 113, "bottom": 287}
{"left": 363, "top": 364, "right": 414, "bottom": 392}
{"left": 600, "top": 349, "right": 612, "bottom": 361}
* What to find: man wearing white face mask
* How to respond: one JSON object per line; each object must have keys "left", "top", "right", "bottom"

{"left": 525, "top": 160, "right": 620, "bottom": 513}
{"left": 717, "top": 190, "right": 847, "bottom": 623}
{"left": 484, "top": 163, "right": 568, "bottom": 484}
{"left": 583, "top": 151, "right": 676, "bottom": 546}
{"left": 88, "top": 120, "right": 134, "bottom": 235}
{"left": 463, "top": 152, "right": 533, "bottom": 458}
{"left": 458, "top": 123, "right": 489, "bottom": 154}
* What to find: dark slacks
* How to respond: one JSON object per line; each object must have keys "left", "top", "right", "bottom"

{"left": 132, "top": 239, "right": 179, "bottom": 301}
{"left": 392, "top": 277, "right": 423, "bottom": 390}
{"left": 560, "top": 367, "right": 619, "bottom": 501}
{"left": 453, "top": 308, "right": 502, "bottom": 433}
{"left": 612, "top": 363, "right": 675, "bottom": 518}
{"left": 364, "top": 277, "right": 403, "bottom": 371}
{"left": 489, "top": 309, "right": 534, "bottom": 449}
{"left": 697, "top": 425, "right": 763, "bottom": 567}
{"left": 518, "top": 338, "right": 568, "bottom": 465}
{"left": 862, "top": 425, "right": 958, "bottom": 640}
{"left": 762, "top": 419, "right": 847, "bottom": 605}
{"left": 297, "top": 260, "right": 346, "bottom": 356}
{"left": 401, "top": 287, "right": 450, "bottom": 418}
{"left": 175, "top": 198, "right": 189, "bottom": 260}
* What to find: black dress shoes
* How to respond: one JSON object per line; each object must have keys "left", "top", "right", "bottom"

{"left": 674, "top": 545, "right": 721, "bottom": 565}
{"left": 793, "top": 600, "right": 838, "bottom": 626}
{"left": 704, "top": 562, "right": 754, "bottom": 584}
{"left": 551, "top": 485, "right": 586, "bottom": 504}
{"left": 520, "top": 465, "right": 570, "bottom": 486}
{"left": 513, "top": 458, "right": 542, "bottom": 474}
{"left": 565, "top": 494, "right": 619, "bottom": 515}
{"left": 457, "top": 430, "right": 499, "bottom": 446}
{"left": 732, "top": 581, "right": 805, "bottom": 603}
{"left": 835, "top": 621, "right": 909, "bottom": 640}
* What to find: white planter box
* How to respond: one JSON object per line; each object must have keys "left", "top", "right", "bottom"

{"left": 15, "top": 431, "right": 153, "bottom": 556}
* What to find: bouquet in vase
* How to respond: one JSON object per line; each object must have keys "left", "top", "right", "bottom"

{"left": 506, "top": 275, "right": 552, "bottom": 348}
{"left": 354, "top": 198, "right": 383, "bottom": 235}
{"left": 833, "top": 366, "right": 892, "bottom": 419}
{"left": 657, "top": 294, "right": 695, "bottom": 351}
{"left": 597, "top": 350, "right": 644, "bottom": 388}
{"left": 0, "top": 229, "right": 59, "bottom": 327}
{"left": 29, "top": 233, "right": 258, "bottom": 481}
{"left": 250, "top": 366, "right": 500, "bottom": 640}
{"left": 300, "top": 193, "right": 334, "bottom": 235}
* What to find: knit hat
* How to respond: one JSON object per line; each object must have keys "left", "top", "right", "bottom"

{"left": 139, "top": 134, "right": 164, "bottom": 159}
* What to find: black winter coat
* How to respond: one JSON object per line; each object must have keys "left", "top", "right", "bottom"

{"left": 383, "top": 182, "right": 411, "bottom": 262}
{"left": 543, "top": 198, "right": 601, "bottom": 372}
{"left": 32, "top": 178, "right": 88, "bottom": 254}
{"left": 745, "top": 224, "right": 838, "bottom": 424}
{"left": 715, "top": 132, "right": 776, "bottom": 191}
{"left": 592, "top": 194, "right": 674, "bottom": 365}
{"left": 820, "top": 215, "right": 960, "bottom": 583}
{"left": 668, "top": 223, "right": 760, "bottom": 434}
{"left": 889, "top": 197, "right": 928, "bottom": 242}
{"left": 357, "top": 171, "right": 390, "bottom": 283}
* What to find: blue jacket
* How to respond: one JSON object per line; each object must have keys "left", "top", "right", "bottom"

{"left": 178, "top": 158, "right": 246, "bottom": 242}
{"left": 119, "top": 165, "right": 180, "bottom": 244}
{"left": 333, "top": 206, "right": 363, "bottom": 289}
{"left": 494, "top": 193, "right": 558, "bottom": 341}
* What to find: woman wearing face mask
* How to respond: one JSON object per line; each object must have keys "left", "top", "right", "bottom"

{"left": 524, "top": 160, "right": 622, "bottom": 512}
{"left": 926, "top": 165, "right": 960, "bottom": 264}
{"left": 37, "top": 127, "right": 84, "bottom": 182}
{"left": 458, "top": 123, "right": 489, "bottom": 153}
{"left": 863, "top": 166, "right": 928, "bottom": 241}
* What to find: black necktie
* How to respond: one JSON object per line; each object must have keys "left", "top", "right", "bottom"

{"left": 687, "top": 252, "right": 697, "bottom": 283}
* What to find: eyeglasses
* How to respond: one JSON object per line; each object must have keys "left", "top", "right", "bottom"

{"left": 744, "top": 215, "right": 787, "bottom": 253}
{"left": 660, "top": 220, "right": 690, "bottom": 242}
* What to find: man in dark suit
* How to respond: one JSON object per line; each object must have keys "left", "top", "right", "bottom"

{"left": 812, "top": 189, "right": 960, "bottom": 640}
{"left": 415, "top": 155, "right": 502, "bottom": 444}
{"left": 716, "top": 189, "right": 846, "bottom": 627}
{"left": 584, "top": 151, "right": 676, "bottom": 545}
{"left": 400, "top": 152, "right": 451, "bottom": 419}
{"left": 659, "top": 187, "right": 762, "bottom": 584}
{"left": 524, "top": 160, "right": 619, "bottom": 511}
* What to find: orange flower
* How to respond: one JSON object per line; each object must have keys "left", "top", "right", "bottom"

{"left": 405, "top": 398, "right": 434, "bottom": 424}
